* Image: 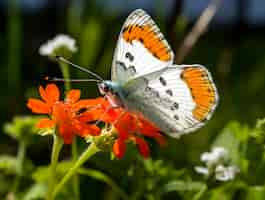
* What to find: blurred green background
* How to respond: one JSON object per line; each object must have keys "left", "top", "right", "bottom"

{"left": 1, "top": 0, "right": 265, "bottom": 199}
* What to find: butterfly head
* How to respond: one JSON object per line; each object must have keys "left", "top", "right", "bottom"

{"left": 98, "top": 81, "right": 120, "bottom": 96}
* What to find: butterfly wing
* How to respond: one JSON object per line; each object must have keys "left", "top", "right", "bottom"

{"left": 111, "top": 9, "right": 174, "bottom": 83}
{"left": 122, "top": 65, "right": 219, "bottom": 137}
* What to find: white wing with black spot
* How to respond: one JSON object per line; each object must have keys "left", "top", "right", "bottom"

{"left": 111, "top": 9, "right": 174, "bottom": 83}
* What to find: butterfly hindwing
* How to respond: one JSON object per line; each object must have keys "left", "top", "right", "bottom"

{"left": 111, "top": 9, "right": 174, "bottom": 83}
{"left": 122, "top": 65, "right": 218, "bottom": 137}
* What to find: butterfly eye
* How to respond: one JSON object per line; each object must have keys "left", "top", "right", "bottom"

{"left": 102, "top": 84, "right": 109, "bottom": 92}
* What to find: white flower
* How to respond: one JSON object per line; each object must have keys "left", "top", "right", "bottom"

{"left": 39, "top": 34, "right": 77, "bottom": 56}
{"left": 215, "top": 165, "right": 239, "bottom": 181}
{"left": 194, "top": 166, "right": 209, "bottom": 176}
{"left": 201, "top": 147, "right": 228, "bottom": 166}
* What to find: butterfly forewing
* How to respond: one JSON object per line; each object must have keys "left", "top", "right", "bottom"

{"left": 112, "top": 9, "right": 174, "bottom": 83}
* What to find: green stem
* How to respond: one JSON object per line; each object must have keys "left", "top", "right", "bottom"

{"left": 52, "top": 143, "right": 100, "bottom": 198}
{"left": 59, "top": 62, "right": 71, "bottom": 91}
{"left": 72, "top": 138, "right": 80, "bottom": 200}
{"left": 192, "top": 184, "right": 207, "bottom": 200}
{"left": 46, "top": 134, "right": 63, "bottom": 200}
{"left": 78, "top": 168, "right": 129, "bottom": 200}
{"left": 12, "top": 140, "right": 27, "bottom": 193}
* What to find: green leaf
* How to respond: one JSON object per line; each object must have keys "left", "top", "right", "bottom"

{"left": 0, "top": 155, "right": 17, "bottom": 175}
{"left": 22, "top": 183, "right": 47, "bottom": 200}
{"left": 3, "top": 116, "right": 41, "bottom": 142}
{"left": 162, "top": 180, "right": 206, "bottom": 193}
{"left": 212, "top": 121, "right": 244, "bottom": 165}
{"left": 246, "top": 186, "right": 265, "bottom": 200}
{"left": 32, "top": 166, "right": 50, "bottom": 183}
{"left": 32, "top": 161, "right": 74, "bottom": 183}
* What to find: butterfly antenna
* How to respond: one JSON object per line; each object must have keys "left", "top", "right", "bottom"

{"left": 55, "top": 55, "right": 104, "bottom": 81}
{"left": 45, "top": 76, "right": 101, "bottom": 83}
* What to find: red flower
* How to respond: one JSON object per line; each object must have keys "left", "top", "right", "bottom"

{"left": 27, "top": 84, "right": 101, "bottom": 144}
{"left": 97, "top": 99, "right": 166, "bottom": 159}
{"left": 27, "top": 84, "right": 166, "bottom": 158}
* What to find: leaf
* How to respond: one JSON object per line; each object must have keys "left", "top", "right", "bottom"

{"left": 0, "top": 155, "right": 17, "bottom": 175}
{"left": 162, "top": 180, "right": 206, "bottom": 193}
{"left": 31, "top": 166, "right": 50, "bottom": 183}
{"left": 32, "top": 161, "right": 74, "bottom": 183}
{"left": 3, "top": 116, "right": 41, "bottom": 142}
{"left": 22, "top": 183, "right": 47, "bottom": 200}
{"left": 212, "top": 121, "right": 244, "bottom": 165}
{"left": 246, "top": 186, "right": 265, "bottom": 200}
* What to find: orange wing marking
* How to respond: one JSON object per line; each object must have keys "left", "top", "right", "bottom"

{"left": 181, "top": 67, "right": 216, "bottom": 121}
{"left": 122, "top": 25, "right": 171, "bottom": 61}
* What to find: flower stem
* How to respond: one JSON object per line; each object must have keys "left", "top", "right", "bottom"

{"left": 72, "top": 137, "right": 80, "bottom": 200}
{"left": 59, "top": 62, "right": 80, "bottom": 199}
{"left": 46, "top": 134, "right": 63, "bottom": 200}
{"left": 59, "top": 62, "right": 71, "bottom": 91}
{"left": 52, "top": 143, "right": 100, "bottom": 198}
{"left": 12, "top": 140, "right": 27, "bottom": 193}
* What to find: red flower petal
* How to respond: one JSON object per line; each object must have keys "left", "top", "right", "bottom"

{"left": 134, "top": 137, "right": 150, "bottom": 158}
{"left": 73, "top": 120, "right": 100, "bottom": 137}
{"left": 113, "top": 139, "right": 126, "bottom": 159}
{"left": 27, "top": 98, "right": 50, "bottom": 114}
{"left": 58, "top": 123, "right": 75, "bottom": 144}
{"left": 36, "top": 118, "right": 55, "bottom": 128}
{"left": 39, "top": 85, "right": 50, "bottom": 103}
{"left": 78, "top": 109, "right": 105, "bottom": 122}
{"left": 66, "top": 89, "right": 80, "bottom": 104}
{"left": 45, "top": 84, "right": 60, "bottom": 104}
{"left": 72, "top": 98, "right": 106, "bottom": 111}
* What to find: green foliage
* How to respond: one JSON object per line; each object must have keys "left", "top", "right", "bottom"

{"left": 22, "top": 183, "right": 47, "bottom": 200}
{"left": 0, "top": 155, "right": 17, "bottom": 175}
{"left": 4, "top": 116, "right": 40, "bottom": 143}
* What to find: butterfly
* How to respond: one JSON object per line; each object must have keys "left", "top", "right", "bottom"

{"left": 95, "top": 9, "right": 219, "bottom": 138}
{"left": 58, "top": 9, "right": 219, "bottom": 138}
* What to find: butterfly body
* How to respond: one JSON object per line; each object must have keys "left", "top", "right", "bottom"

{"left": 100, "top": 9, "right": 219, "bottom": 138}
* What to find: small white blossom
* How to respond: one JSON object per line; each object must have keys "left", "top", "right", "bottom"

{"left": 194, "top": 166, "right": 209, "bottom": 175}
{"left": 201, "top": 147, "right": 228, "bottom": 166}
{"left": 215, "top": 165, "right": 239, "bottom": 181}
{"left": 39, "top": 34, "right": 77, "bottom": 56}
{"left": 195, "top": 146, "right": 240, "bottom": 181}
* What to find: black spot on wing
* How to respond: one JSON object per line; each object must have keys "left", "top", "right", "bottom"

{"left": 128, "top": 65, "right": 136, "bottom": 74}
{"left": 174, "top": 115, "right": 179, "bottom": 121}
{"left": 166, "top": 89, "right": 173, "bottom": 96}
{"left": 170, "top": 102, "right": 179, "bottom": 111}
{"left": 145, "top": 86, "right": 160, "bottom": 98}
{"left": 116, "top": 61, "right": 127, "bottom": 70}
{"left": 125, "top": 52, "right": 134, "bottom": 62}
{"left": 159, "top": 77, "right": 167, "bottom": 86}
